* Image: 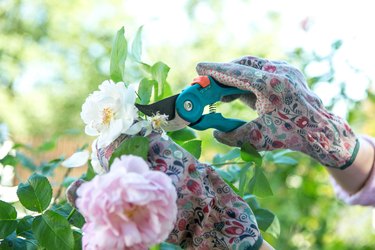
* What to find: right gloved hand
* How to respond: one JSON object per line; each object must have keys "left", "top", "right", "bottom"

{"left": 196, "top": 56, "right": 359, "bottom": 169}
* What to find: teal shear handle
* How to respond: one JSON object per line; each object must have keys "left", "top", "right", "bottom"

{"left": 175, "top": 76, "right": 249, "bottom": 132}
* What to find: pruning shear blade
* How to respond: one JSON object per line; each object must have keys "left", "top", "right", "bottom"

{"left": 135, "top": 95, "right": 190, "bottom": 131}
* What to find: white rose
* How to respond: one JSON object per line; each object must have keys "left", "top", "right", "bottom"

{"left": 80, "top": 80, "right": 138, "bottom": 147}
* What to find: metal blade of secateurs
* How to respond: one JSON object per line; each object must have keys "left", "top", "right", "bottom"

{"left": 135, "top": 94, "right": 190, "bottom": 131}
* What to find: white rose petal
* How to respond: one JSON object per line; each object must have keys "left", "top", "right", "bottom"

{"left": 0, "top": 141, "right": 13, "bottom": 160}
{"left": 62, "top": 150, "right": 90, "bottom": 168}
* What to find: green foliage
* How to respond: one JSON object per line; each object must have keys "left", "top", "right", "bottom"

{"left": 17, "top": 173, "right": 52, "bottom": 213}
{"left": 110, "top": 27, "right": 128, "bottom": 83}
{"left": 16, "top": 216, "right": 34, "bottom": 239}
{"left": 109, "top": 136, "right": 150, "bottom": 165}
{"left": 32, "top": 211, "right": 74, "bottom": 250}
{"left": 73, "top": 230, "right": 83, "bottom": 250}
{"left": 0, "top": 201, "right": 18, "bottom": 239}
{"left": 168, "top": 127, "right": 197, "bottom": 142}
{"left": 83, "top": 161, "right": 96, "bottom": 181}
{"left": 253, "top": 208, "right": 280, "bottom": 238}
{"left": 0, "top": 232, "right": 39, "bottom": 250}
{"left": 247, "top": 166, "right": 273, "bottom": 198}
{"left": 180, "top": 140, "right": 202, "bottom": 159}
{"left": 151, "top": 62, "right": 172, "bottom": 100}
{"left": 169, "top": 130, "right": 203, "bottom": 159}
{"left": 1, "top": 173, "right": 78, "bottom": 249}
{"left": 138, "top": 78, "right": 156, "bottom": 105}
{"left": 131, "top": 25, "right": 144, "bottom": 62}
{"left": 51, "top": 203, "right": 85, "bottom": 229}
{"left": 241, "top": 142, "right": 262, "bottom": 167}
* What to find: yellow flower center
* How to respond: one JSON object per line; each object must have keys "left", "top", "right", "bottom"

{"left": 124, "top": 205, "right": 141, "bottom": 219}
{"left": 151, "top": 113, "right": 168, "bottom": 129}
{"left": 102, "top": 107, "right": 114, "bottom": 126}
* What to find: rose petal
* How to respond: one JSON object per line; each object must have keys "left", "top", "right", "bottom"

{"left": 62, "top": 150, "right": 90, "bottom": 168}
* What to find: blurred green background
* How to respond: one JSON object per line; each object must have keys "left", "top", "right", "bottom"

{"left": 1, "top": 0, "right": 375, "bottom": 249}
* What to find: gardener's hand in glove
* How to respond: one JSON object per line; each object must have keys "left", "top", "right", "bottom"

{"left": 94, "top": 132, "right": 267, "bottom": 250}
{"left": 196, "top": 56, "right": 359, "bottom": 169}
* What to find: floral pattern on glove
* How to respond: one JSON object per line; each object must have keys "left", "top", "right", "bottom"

{"left": 98, "top": 132, "right": 263, "bottom": 250}
{"left": 196, "top": 56, "right": 359, "bottom": 169}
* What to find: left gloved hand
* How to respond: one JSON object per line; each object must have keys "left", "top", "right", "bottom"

{"left": 96, "top": 132, "right": 263, "bottom": 250}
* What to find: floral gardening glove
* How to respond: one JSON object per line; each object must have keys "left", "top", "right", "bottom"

{"left": 196, "top": 56, "right": 359, "bottom": 169}
{"left": 97, "top": 132, "right": 263, "bottom": 250}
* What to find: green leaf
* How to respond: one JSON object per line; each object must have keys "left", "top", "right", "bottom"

{"left": 37, "top": 136, "right": 58, "bottom": 152}
{"left": 265, "top": 214, "right": 280, "bottom": 239}
{"left": 110, "top": 27, "right": 127, "bottom": 82}
{"left": 131, "top": 25, "right": 143, "bottom": 62}
{"left": 162, "top": 81, "right": 173, "bottom": 99}
{"left": 137, "top": 78, "right": 156, "bottom": 105}
{"left": 109, "top": 136, "right": 150, "bottom": 165}
{"left": 149, "top": 244, "right": 160, "bottom": 250}
{"left": 69, "top": 211, "right": 85, "bottom": 230}
{"left": 73, "top": 230, "right": 82, "bottom": 250}
{"left": 0, "top": 155, "right": 18, "bottom": 166}
{"left": 238, "top": 164, "right": 252, "bottom": 197}
{"left": 254, "top": 208, "right": 274, "bottom": 231}
{"left": 271, "top": 149, "right": 293, "bottom": 158}
{"left": 17, "top": 173, "right": 52, "bottom": 212}
{"left": 248, "top": 166, "right": 273, "bottom": 198}
{"left": 51, "top": 203, "right": 85, "bottom": 229}
{"left": 16, "top": 216, "right": 34, "bottom": 239}
{"left": 140, "top": 62, "right": 152, "bottom": 74}
{"left": 241, "top": 142, "right": 262, "bottom": 167}
{"left": 151, "top": 62, "right": 170, "bottom": 100}
{"left": 0, "top": 232, "right": 39, "bottom": 250}
{"left": 0, "top": 200, "right": 18, "bottom": 238}
{"left": 180, "top": 140, "right": 202, "bottom": 159}
{"left": 227, "top": 165, "right": 242, "bottom": 182}
{"left": 83, "top": 161, "right": 96, "bottom": 181}
{"left": 32, "top": 210, "right": 74, "bottom": 250}
{"left": 153, "top": 80, "right": 159, "bottom": 102}
{"left": 243, "top": 194, "right": 260, "bottom": 210}
{"left": 212, "top": 148, "right": 241, "bottom": 165}
{"left": 254, "top": 208, "right": 280, "bottom": 238}
{"left": 167, "top": 128, "right": 197, "bottom": 142}
{"left": 214, "top": 168, "right": 235, "bottom": 183}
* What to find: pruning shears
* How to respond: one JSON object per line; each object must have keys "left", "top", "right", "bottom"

{"left": 135, "top": 76, "right": 249, "bottom": 132}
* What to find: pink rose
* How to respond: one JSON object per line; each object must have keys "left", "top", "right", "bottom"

{"left": 76, "top": 155, "right": 178, "bottom": 250}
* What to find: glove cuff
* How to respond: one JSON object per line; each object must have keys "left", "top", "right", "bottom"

{"left": 306, "top": 113, "right": 359, "bottom": 169}
{"left": 336, "top": 138, "right": 360, "bottom": 169}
